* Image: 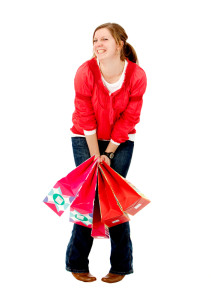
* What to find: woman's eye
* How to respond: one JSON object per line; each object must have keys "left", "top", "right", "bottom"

{"left": 93, "top": 38, "right": 108, "bottom": 43}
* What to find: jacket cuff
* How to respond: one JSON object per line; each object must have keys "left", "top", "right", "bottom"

{"left": 110, "top": 139, "right": 120, "bottom": 146}
{"left": 84, "top": 129, "right": 97, "bottom": 135}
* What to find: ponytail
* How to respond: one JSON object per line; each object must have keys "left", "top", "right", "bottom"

{"left": 122, "top": 42, "right": 138, "bottom": 64}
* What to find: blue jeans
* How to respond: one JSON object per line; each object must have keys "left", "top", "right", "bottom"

{"left": 65, "top": 137, "right": 134, "bottom": 275}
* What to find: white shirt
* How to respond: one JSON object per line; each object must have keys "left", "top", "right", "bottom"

{"left": 100, "top": 59, "right": 128, "bottom": 95}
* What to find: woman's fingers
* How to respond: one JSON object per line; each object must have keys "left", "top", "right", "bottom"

{"left": 94, "top": 154, "right": 101, "bottom": 162}
{"left": 94, "top": 154, "right": 111, "bottom": 165}
{"left": 100, "top": 155, "right": 111, "bottom": 166}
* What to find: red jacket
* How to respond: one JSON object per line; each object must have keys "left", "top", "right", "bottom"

{"left": 71, "top": 57, "right": 147, "bottom": 144}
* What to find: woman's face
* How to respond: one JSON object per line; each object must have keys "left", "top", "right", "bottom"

{"left": 93, "top": 28, "right": 122, "bottom": 62}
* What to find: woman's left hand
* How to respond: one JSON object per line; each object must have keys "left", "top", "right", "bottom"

{"left": 100, "top": 155, "right": 111, "bottom": 166}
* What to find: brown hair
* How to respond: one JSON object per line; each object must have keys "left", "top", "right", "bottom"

{"left": 92, "top": 23, "right": 138, "bottom": 64}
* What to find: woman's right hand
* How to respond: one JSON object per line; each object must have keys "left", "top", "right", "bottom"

{"left": 94, "top": 154, "right": 101, "bottom": 162}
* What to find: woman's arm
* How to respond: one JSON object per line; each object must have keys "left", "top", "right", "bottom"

{"left": 110, "top": 69, "right": 147, "bottom": 144}
{"left": 85, "top": 134, "right": 119, "bottom": 166}
{"left": 105, "top": 141, "right": 119, "bottom": 153}
{"left": 85, "top": 133, "right": 100, "bottom": 158}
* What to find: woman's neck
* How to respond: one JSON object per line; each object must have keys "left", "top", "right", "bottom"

{"left": 98, "top": 57, "right": 125, "bottom": 84}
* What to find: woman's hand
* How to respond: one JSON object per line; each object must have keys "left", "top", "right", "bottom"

{"left": 100, "top": 154, "right": 111, "bottom": 166}
{"left": 94, "top": 154, "right": 101, "bottom": 163}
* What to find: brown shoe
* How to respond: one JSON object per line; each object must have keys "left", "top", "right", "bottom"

{"left": 101, "top": 273, "right": 125, "bottom": 283}
{"left": 72, "top": 272, "right": 97, "bottom": 282}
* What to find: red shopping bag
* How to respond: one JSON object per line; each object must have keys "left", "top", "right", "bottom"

{"left": 98, "top": 165, "right": 130, "bottom": 227}
{"left": 70, "top": 162, "right": 98, "bottom": 214}
{"left": 91, "top": 192, "right": 109, "bottom": 239}
{"left": 56, "top": 155, "right": 96, "bottom": 196}
{"left": 100, "top": 161, "right": 150, "bottom": 215}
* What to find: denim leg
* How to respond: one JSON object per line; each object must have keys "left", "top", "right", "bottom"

{"left": 71, "top": 137, "right": 91, "bottom": 167}
{"left": 65, "top": 137, "right": 94, "bottom": 273}
{"left": 109, "top": 222, "right": 133, "bottom": 275}
{"left": 66, "top": 224, "right": 94, "bottom": 273}
{"left": 110, "top": 140, "right": 134, "bottom": 178}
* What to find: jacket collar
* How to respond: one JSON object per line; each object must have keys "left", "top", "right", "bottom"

{"left": 88, "top": 57, "right": 136, "bottom": 93}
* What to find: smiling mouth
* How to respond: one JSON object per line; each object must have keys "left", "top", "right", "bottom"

{"left": 97, "top": 49, "right": 106, "bottom": 54}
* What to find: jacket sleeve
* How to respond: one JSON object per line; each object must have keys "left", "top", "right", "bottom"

{"left": 74, "top": 62, "right": 97, "bottom": 131}
{"left": 111, "top": 69, "right": 147, "bottom": 144}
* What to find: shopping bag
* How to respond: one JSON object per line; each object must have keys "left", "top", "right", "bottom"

{"left": 43, "top": 186, "right": 73, "bottom": 216}
{"left": 91, "top": 191, "right": 109, "bottom": 239}
{"left": 98, "top": 165, "right": 130, "bottom": 228}
{"left": 70, "top": 161, "right": 98, "bottom": 214}
{"left": 43, "top": 155, "right": 150, "bottom": 239}
{"left": 68, "top": 162, "right": 97, "bottom": 228}
{"left": 69, "top": 207, "right": 93, "bottom": 228}
{"left": 99, "top": 161, "right": 151, "bottom": 216}
{"left": 43, "top": 156, "right": 97, "bottom": 216}
{"left": 122, "top": 180, "right": 151, "bottom": 215}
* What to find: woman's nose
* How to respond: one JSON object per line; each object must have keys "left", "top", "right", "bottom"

{"left": 96, "top": 40, "right": 103, "bottom": 47}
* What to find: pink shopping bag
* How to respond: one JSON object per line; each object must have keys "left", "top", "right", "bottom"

{"left": 70, "top": 161, "right": 98, "bottom": 214}
{"left": 43, "top": 156, "right": 97, "bottom": 216}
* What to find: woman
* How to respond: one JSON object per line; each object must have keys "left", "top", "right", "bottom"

{"left": 65, "top": 23, "right": 147, "bottom": 283}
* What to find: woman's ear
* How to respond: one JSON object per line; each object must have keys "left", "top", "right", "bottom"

{"left": 117, "top": 40, "right": 124, "bottom": 50}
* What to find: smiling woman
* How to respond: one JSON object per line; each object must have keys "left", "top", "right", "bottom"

{"left": 93, "top": 28, "right": 125, "bottom": 83}
{"left": 92, "top": 23, "right": 138, "bottom": 63}
{"left": 66, "top": 22, "right": 147, "bottom": 284}
{"left": 93, "top": 29, "right": 121, "bottom": 61}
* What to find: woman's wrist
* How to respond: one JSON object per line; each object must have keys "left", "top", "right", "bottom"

{"left": 105, "top": 141, "right": 119, "bottom": 154}
{"left": 103, "top": 151, "right": 114, "bottom": 160}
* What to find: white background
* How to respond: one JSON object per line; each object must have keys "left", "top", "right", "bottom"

{"left": 1, "top": 0, "right": 211, "bottom": 299}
